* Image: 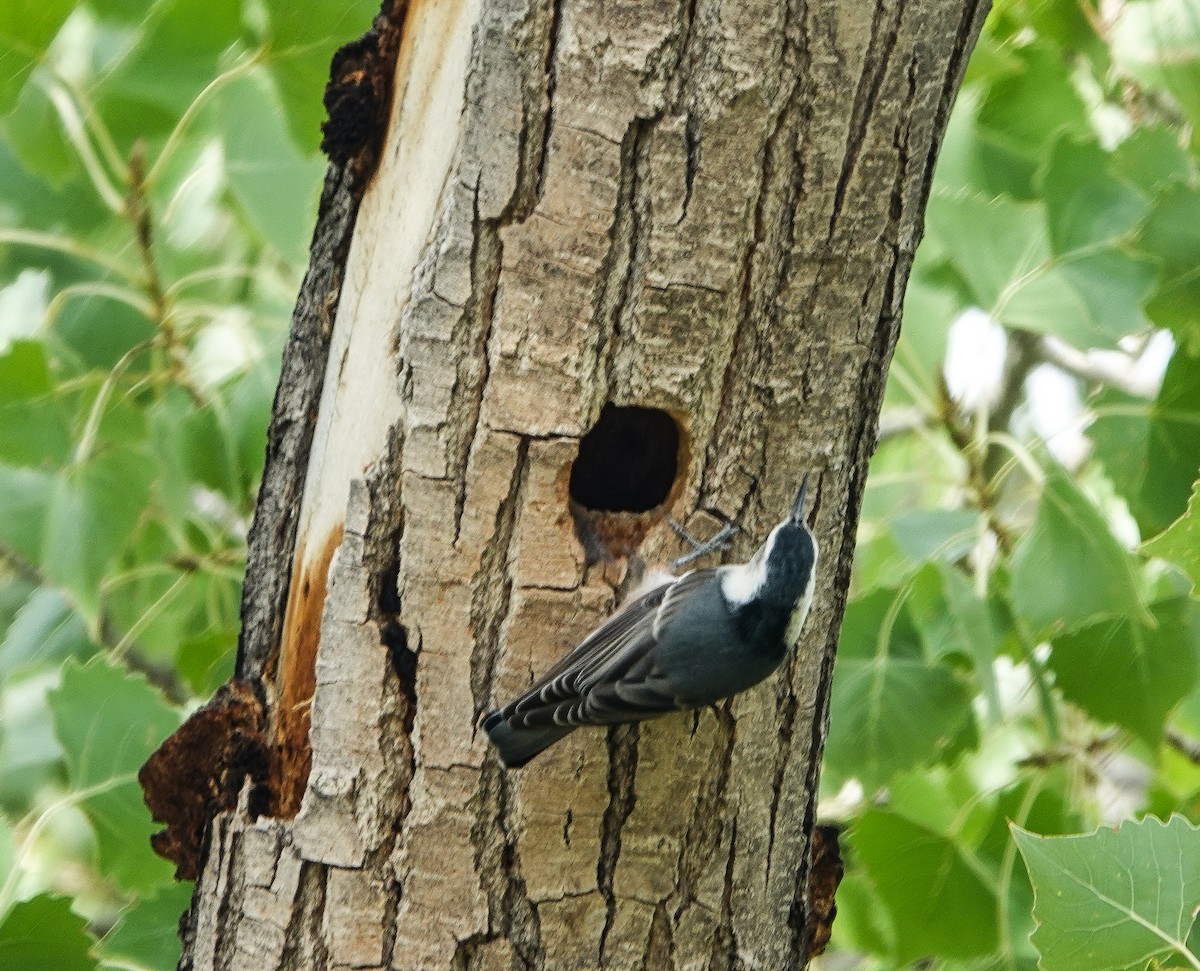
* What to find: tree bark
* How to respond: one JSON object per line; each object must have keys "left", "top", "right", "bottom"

{"left": 149, "top": 0, "right": 989, "bottom": 967}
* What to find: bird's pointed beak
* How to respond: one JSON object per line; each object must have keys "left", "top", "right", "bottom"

{"left": 790, "top": 473, "right": 810, "bottom": 523}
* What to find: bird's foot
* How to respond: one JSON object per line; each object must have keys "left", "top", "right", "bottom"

{"left": 668, "top": 517, "right": 739, "bottom": 568}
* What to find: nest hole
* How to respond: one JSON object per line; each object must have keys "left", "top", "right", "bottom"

{"left": 568, "top": 405, "right": 685, "bottom": 560}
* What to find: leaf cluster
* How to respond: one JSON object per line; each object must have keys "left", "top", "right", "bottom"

{"left": 826, "top": 3, "right": 1200, "bottom": 969}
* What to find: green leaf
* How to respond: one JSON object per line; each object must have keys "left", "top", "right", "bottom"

{"left": 0, "top": 340, "right": 73, "bottom": 467}
{"left": 0, "top": 894, "right": 96, "bottom": 971}
{"left": 148, "top": 387, "right": 238, "bottom": 509}
{"left": 1089, "top": 385, "right": 1150, "bottom": 502}
{"left": 0, "top": 814, "right": 13, "bottom": 889}
{"left": 0, "top": 587, "right": 93, "bottom": 678}
{"left": 926, "top": 193, "right": 1149, "bottom": 348}
{"left": 1142, "top": 478, "right": 1200, "bottom": 593}
{"left": 97, "top": 882, "right": 193, "bottom": 971}
{"left": 1093, "top": 350, "right": 1200, "bottom": 536}
{"left": 1138, "top": 349, "right": 1200, "bottom": 535}
{"left": 828, "top": 871, "right": 896, "bottom": 957}
{"left": 1142, "top": 185, "right": 1200, "bottom": 278}
{"left": 851, "top": 809, "right": 999, "bottom": 963}
{"left": 1010, "top": 464, "right": 1146, "bottom": 635}
{"left": 934, "top": 86, "right": 1038, "bottom": 199}
{"left": 52, "top": 294, "right": 155, "bottom": 373}
{"left": 260, "top": 0, "right": 378, "bottom": 152}
{"left": 176, "top": 625, "right": 237, "bottom": 696}
{"left": 226, "top": 362, "right": 274, "bottom": 496}
{"left": 886, "top": 268, "right": 960, "bottom": 408}
{"left": 1040, "top": 137, "right": 1147, "bottom": 253}
{"left": 1113, "top": 0, "right": 1200, "bottom": 138}
{"left": 215, "top": 72, "right": 325, "bottom": 264}
{"left": 1013, "top": 815, "right": 1200, "bottom": 971}
{"left": 977, "top": 43, "right": 1090, "bottom": 182}
{"left": 1146, "top": 273, "right": 1200, "bottom": 355}
{"left": 1113, "top": 125, "right": 1196, "bottom": 191}
{"left": 42, "top": 447, "right": 155, "bottom": 619}
{"left": 824, "top": 587, "right": 976, "bottom": 792}
{"left": 1, "top": 77, "right": 77, "bottom": 188}
{"left": 48, "top": 656, "right": 180, "bottom": 893}
{"left": 0, "top": 0, "right": 75, "bottom": 115}
{"left": 1050, "top": 597, "right": 1200, "bottom": 745}
{"left": 0, "top": 670, "right": 66, "bottom": 803}
{"left": 937, "top": 565, "right": 1004, "bottom": 719}
{"left": 890, "top": 510, "right": 982, "bottom": 564}
{"left": 0, "top": 464, "right": 52, "bottom": 566}
{"left": 91, "top": 0, "right": 247, "bottom": 145}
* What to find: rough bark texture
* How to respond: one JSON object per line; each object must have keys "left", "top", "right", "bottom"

{"left": 163, "top": 0, "right": 990, "bottom": 968}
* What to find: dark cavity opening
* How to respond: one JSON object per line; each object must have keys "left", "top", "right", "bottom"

{"left": 569, "top": 405, "right": 680, "bottom": 513}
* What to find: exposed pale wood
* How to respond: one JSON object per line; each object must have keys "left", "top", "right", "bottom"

{"left": 176, "top": 0, "right": 990, "bottom": 968}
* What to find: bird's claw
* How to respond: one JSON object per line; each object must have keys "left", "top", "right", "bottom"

{"left": 668, "top": 517, "right": 740, "bottom": 568}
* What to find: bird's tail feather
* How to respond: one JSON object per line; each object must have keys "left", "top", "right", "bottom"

{"left": 484, "top": 712, "right": 575, "bottom": 768}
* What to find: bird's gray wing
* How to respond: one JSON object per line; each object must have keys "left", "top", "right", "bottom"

{"left": 503, "top": 569, "right": 718, "bottom": 728}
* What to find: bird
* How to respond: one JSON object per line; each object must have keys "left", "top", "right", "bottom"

{"left": 483, "top": 475, "right": 819, "bottom": 768}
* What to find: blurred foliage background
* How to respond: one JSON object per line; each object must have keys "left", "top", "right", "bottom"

{"left": 0, "top": 0, "right": 1198, "bottom": 969}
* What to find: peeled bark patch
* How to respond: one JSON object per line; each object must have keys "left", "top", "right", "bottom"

{"left": 139, "top": 680, "right": 271, "bottom": 881}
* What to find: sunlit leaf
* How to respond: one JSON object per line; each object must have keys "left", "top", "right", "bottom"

{"left": 1010, "top": 464, "right": 1146, "bottom": 635}
{"left": 48, "top": 656, "right": 180, "bottom": 893}
{"left": 97, "top": 882, "right": 193, "bottom": 971}
{"left": 1013, "top": 815, "right": 1200, "bottom": 971}
{"left": 0, "top": 0, "right": 74, "bottom": 115}
{"left": 0, "top": 894, "right": 95, "bottom": 971}
{"left": 215, "top": 72, "right": 324, "bottom": 264}
{"left": 1050, "top": 597, "right": 1199, "bottom": 745}
{"left": 825, "top": 586, "right": 975, "bottom": 792}
{"left": 1142, "top": 477, "right": 1200, "bottom": 593}
{"left": 851, "top": 810, "right": 999, "bottom": 964}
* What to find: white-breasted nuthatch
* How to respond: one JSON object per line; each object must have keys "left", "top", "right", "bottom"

{"left": 484, "top": 475, "right": 819, "bottom": 768}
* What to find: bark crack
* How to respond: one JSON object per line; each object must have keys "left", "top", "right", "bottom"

{"left": 597, "top": 722, "right": 640, "bottom": 967}
{"left": 671, "top": 705, "right": 736, "bottom": 941}
{"left": 280, "top": 860, "right": 331, "bottom": 971}
{"left": 469, "top": 435, "right": 531, "bottom": 722}
{"left": 764, "top": 666, "right": 799, "bottom": 876}
{"left": 585, "top": 116, "right": 657, "bottom": 416}
{"left": 709, "top": 814, "right": 740, "bottom": 971}
{"left": 450, "top": 184, "right": 504, "bottom": 544}
{"left": 826, "top": 0, "right": 906, "bottom": 237}
{"left": 472, "top": 758, "right": 546, "bottom": 969}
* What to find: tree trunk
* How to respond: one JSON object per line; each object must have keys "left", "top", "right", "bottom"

{"left": 144, "top": 0, "right": 989, "bottom": 967}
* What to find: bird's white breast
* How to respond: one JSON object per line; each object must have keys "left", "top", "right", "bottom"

{"left": 785, "top": 547, "right": 818, "bottom": 646}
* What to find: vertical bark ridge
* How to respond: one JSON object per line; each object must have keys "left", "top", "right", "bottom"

{"left": 279, "top": 862, "right": 331, "bottom": 971}
{"left": 586, "top": 116, "right": 655, "bottom": 416}
{"left": 449, "top": 193, "right": 504, "bottom": 543}
{"left": 472, "top": 759, "right": 546, "bottom": 969}
{"left": 597, "top": 723, "right": 640, "bottom": 966}
{"left": 469, "top": 436, "right": 531, "bottom": 721}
